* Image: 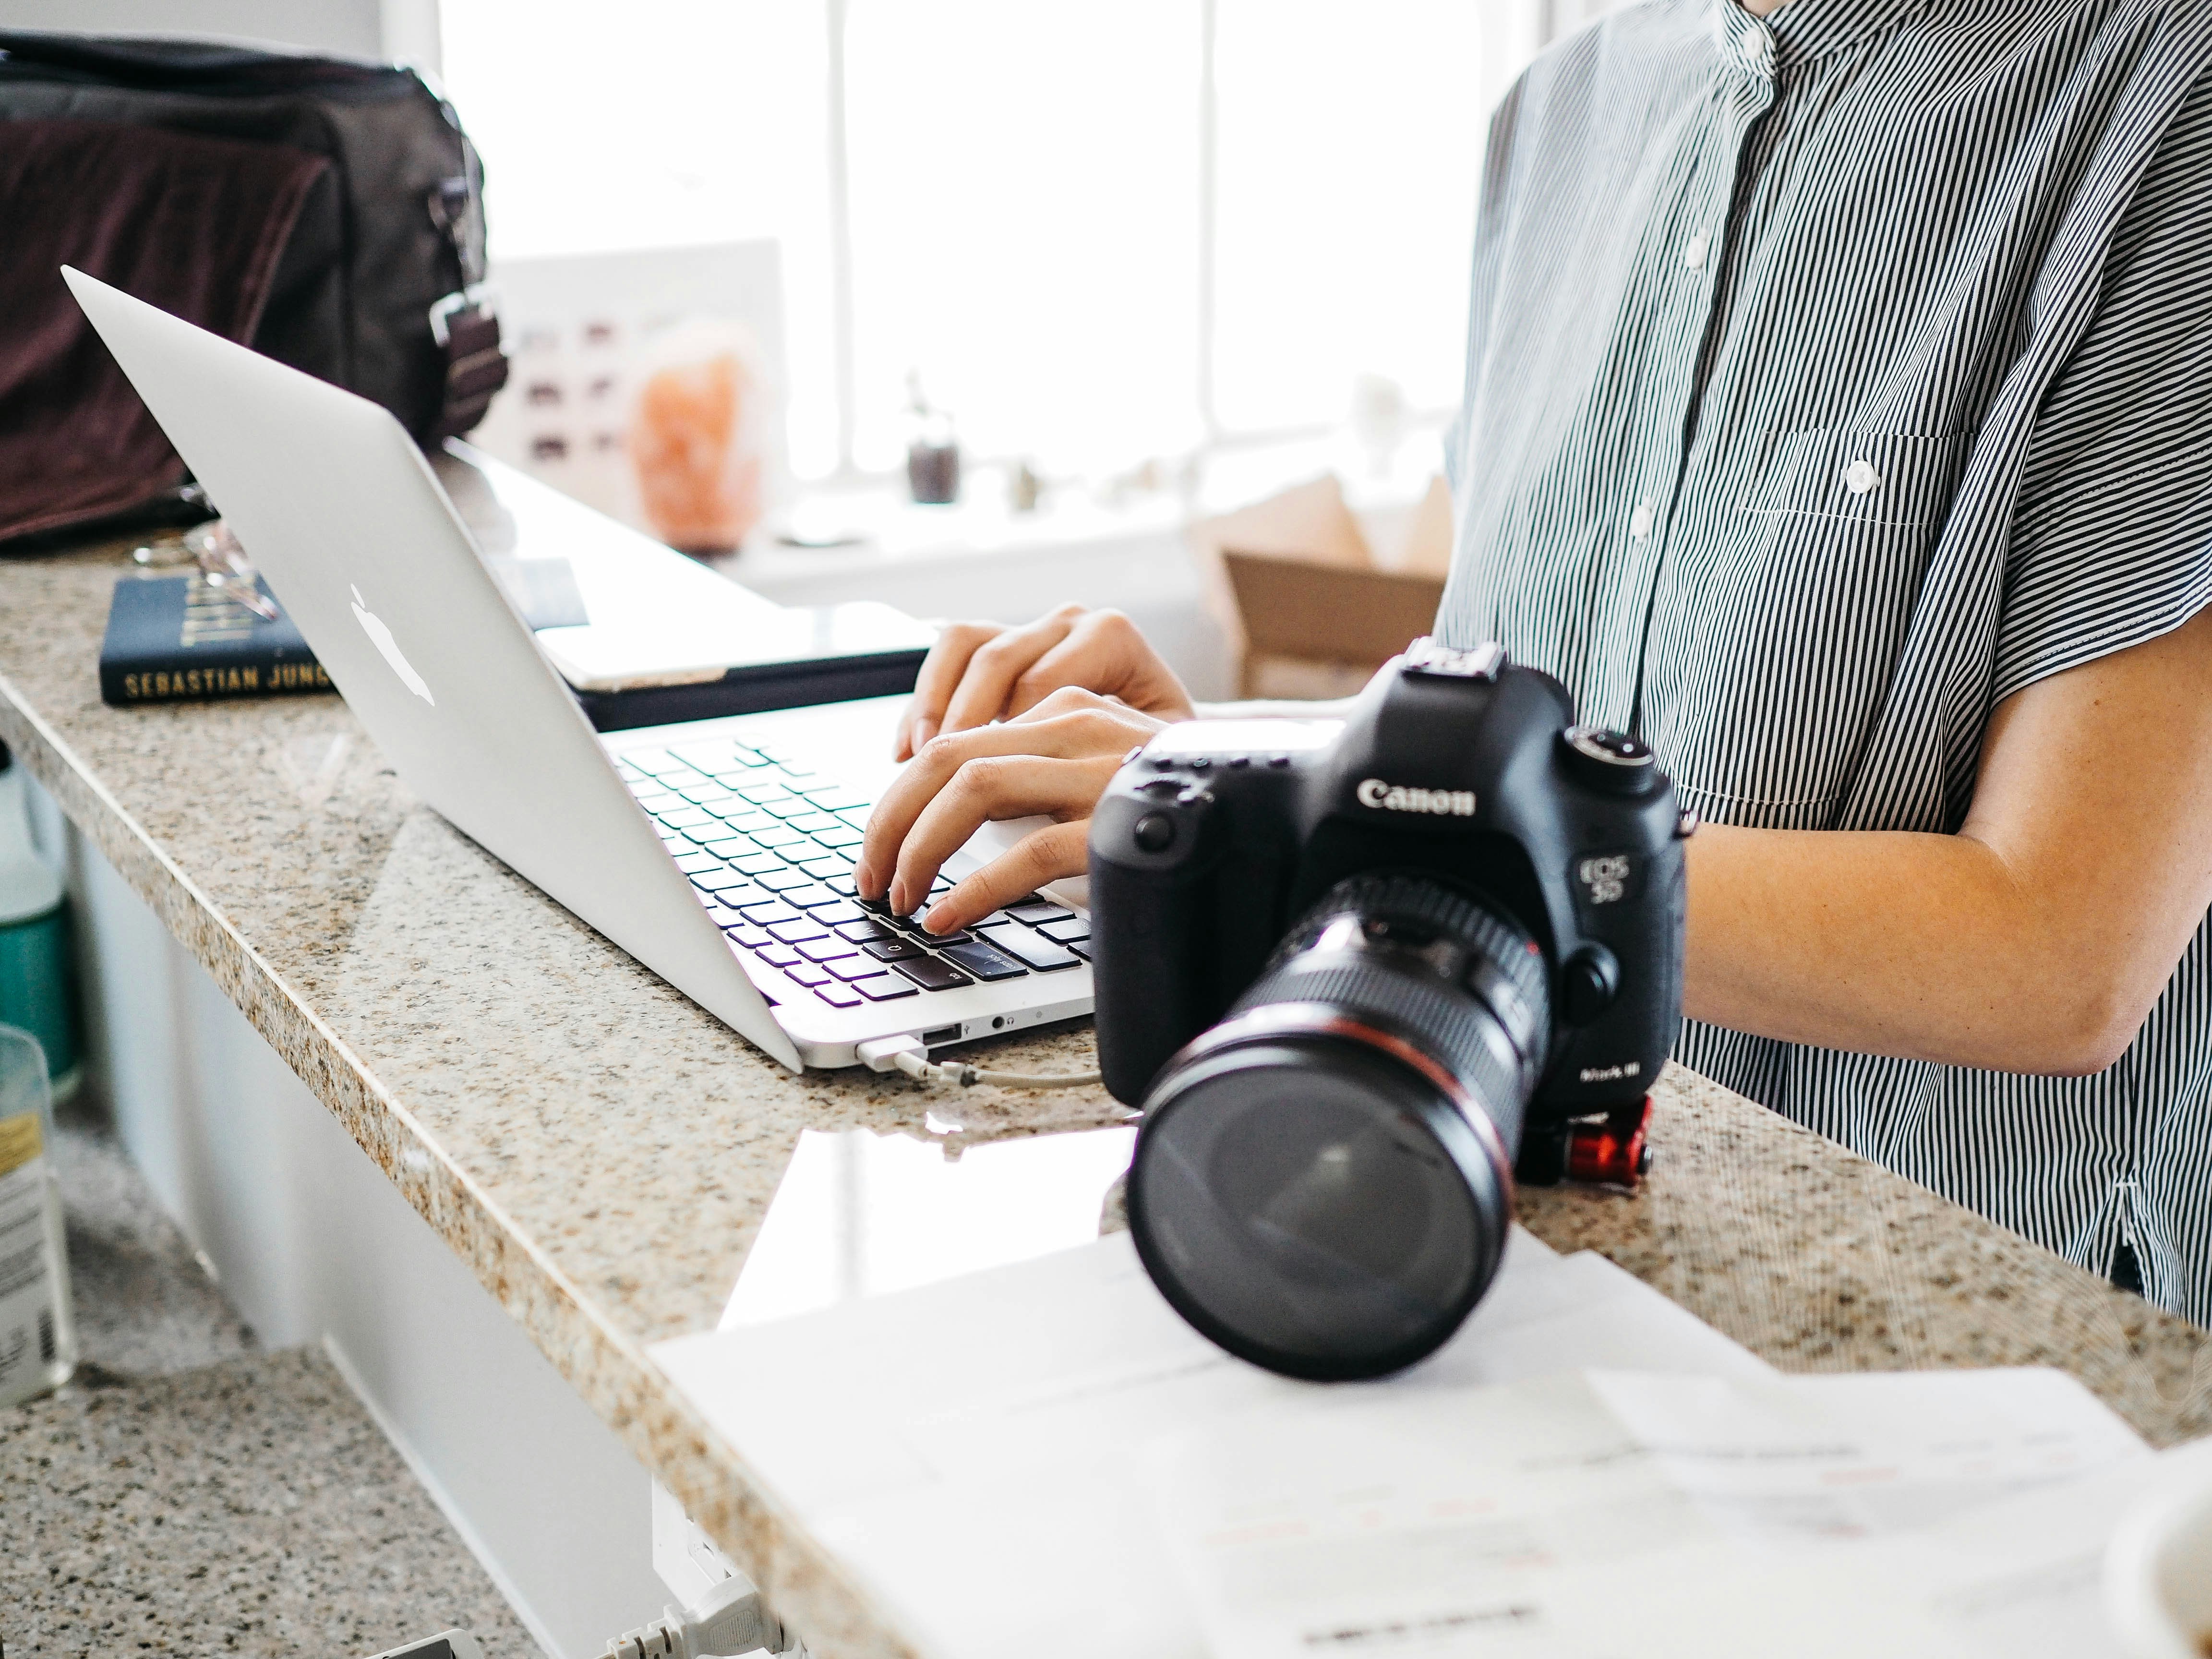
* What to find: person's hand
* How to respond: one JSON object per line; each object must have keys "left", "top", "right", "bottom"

{"left": 857, "top": 687, "right": 1170, "bottom": 933}
{"left": 893, "top": 603, "right": 1195, "bottom": 760}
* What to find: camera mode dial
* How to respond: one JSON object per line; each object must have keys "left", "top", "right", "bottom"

{"left": 1559, "top": 725, "right": 1658, "bottom": 795}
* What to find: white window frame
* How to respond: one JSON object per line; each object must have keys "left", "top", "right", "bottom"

{"left": 807, "top": 0, "right": 1564, "bottom": 484}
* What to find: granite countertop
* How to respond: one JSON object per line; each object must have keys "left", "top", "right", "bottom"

{"left": 4, "top": 536, "right": 2209, "bottom": 1659}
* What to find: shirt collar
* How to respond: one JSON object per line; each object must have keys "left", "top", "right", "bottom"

{"left": 1709, "top": 0, "right": 1935, "bottom": 76}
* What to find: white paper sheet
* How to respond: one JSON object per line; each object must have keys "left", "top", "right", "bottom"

{"left": 654, "top": 1228, "right": 1770, "bottom": 1659}
{"left": 1148, "top": 1367, "right": 2151, "bottom": 1659}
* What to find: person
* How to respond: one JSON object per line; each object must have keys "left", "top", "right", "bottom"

{"left": 856, "top": 0, "right": 2212, "bottom": 1324}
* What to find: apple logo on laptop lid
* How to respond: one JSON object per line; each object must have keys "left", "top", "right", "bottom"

{"left": 351, "top": 584, "right": 434, "bottom": 706}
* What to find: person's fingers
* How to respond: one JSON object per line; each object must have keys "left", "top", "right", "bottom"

{"left": 1008, "top": 683, "right": 1121, "bottom": 724}
{"left": 937, "top": 604, "right": 1085, "bottom": 736}
{"left": 1009, "top": 608, "right": 1195, "bottom": 722}
{"left": 855, "top": 710, "right": 1136, "bottom": 898}
{"left": 922, "top": 820, "right": 1091, "bottom": 935}
{"left": 888, "top": 752, "right": 1119, "bottom": 914}
{"left": 895, "top": 621, "right": 1002, "bottom": 760}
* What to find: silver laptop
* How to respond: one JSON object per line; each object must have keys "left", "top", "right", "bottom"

{"left": 66, "top": 267, "right": 1094, "bottom": 1071}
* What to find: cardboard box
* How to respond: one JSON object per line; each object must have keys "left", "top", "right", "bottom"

{"left": 1190, "top": 473, "right": 1453, "bottom": 698}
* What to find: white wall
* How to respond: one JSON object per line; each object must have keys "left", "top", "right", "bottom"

{"left": 0, "top": 0, "right": 439, "bottom": 73}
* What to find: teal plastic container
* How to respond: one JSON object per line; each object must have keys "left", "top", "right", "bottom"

{"left": 0, "top": 902, "right": 74, "bottom": 1086}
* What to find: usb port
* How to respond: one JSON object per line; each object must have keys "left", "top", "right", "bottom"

{"left": 922, "top": 1024, "right": 962, "bottom": 1046}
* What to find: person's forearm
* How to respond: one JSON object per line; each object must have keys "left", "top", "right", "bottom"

{"left": 1684, "top": 824, "right": 2138, "bottom": 1075}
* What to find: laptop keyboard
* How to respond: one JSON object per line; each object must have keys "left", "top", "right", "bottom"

{"left": 613, "top": 736, "right": 1089, "bottom": 1011}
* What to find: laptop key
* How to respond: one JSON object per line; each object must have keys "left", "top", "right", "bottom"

{"left": 753, "top": 828, "right": 811, "bottom": 852}
{"left": 673, "top": 853, "right": 720, "bottom": 874}
{"left": 811, "top": 899, "right": 866, "bottom": 926}
{"left": 728, "top": 924, "right": 772, "bottom": 948}
{"left": 768, "top": 918, "right": 829, "bottom": 944}
{"left": 731, "top": 854, "right": 785, "bottom": 877}
{"left": 800, "top": 786, "right": 870, "bottom": 811}
{"left": 891, "top": 955, "right": 974, "bottom": 992}
{"left": 862, "top": 938, "right": 923, "bottom": 962}
{"left": 1005, "top": 900, "right": 1075, "bottom": 926}
{"left": 755, "top": 867, "right": 814, "bottom": 891}
{"left": 812, "top": 827, "right": 864, "bottom": 851}
{"left": 834, "top": 918, "right": 901, "bottom": 944}
{"left": 796, "top": 938, "right": 858, "bottom": 963}
{"left": 826, "top": 956, "right": 887, "bottom": 982}
{"left": 783, "top": 962, "right": 833, "bottom": 986}
{"left": 756, "top": 943, "right": 801, "bottom": 968}
{"left": 782, "top": 884, "right": 842, "bottom": 910}
{"left": 693, "top": 869, "right": 756, "bottom": 894}
{"left": 1037, "top": 918, "right": 1091, "bottom": 945}
{"left": 794, "top": 856, "right": 849, "bottom": 881}
{"left": 850, "top": 973, "right": 918, "bottom": 1001}
{"left": 812, "top": 983, "right": 863, "bottom": 1008}
{"left": 697, "top": 837, "right": 752, "bottom": 858}
{"left": 975, "top": 924, "right": 1080, "bottom": 971}
{"left": 700, "top": 901, "right": 741, "bottom": 926}
{"left": 787, "top": 813, "right": 844, "bottom": 835}
{"left": 739, "top": 900, "right": 801, "bottom": 925}
{"left": 937, "top": 938, "right": 1028, "bottom": 981}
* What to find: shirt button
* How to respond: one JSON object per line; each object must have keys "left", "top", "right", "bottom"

{"left": 1844, "top": 458, "right": 1881, "bottom": 496}
{"left": 1739, "top": 31, "right": 1772, "bottom": 72}
{"left": 1629, "top": 501, "right": 1656, "bottom": 539}
{"left": 1681, "top": 231, "right": 1711, "bottom": 271}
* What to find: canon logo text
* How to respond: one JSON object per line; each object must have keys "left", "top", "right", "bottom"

{"left": 1356, "top": 778, "right": 1477, "bottom": 817}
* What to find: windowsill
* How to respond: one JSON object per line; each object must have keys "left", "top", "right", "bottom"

{"left": 732, "top": 423, "right": 1451, "bottom": 587}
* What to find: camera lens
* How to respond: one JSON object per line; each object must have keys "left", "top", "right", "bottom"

{"left": 1127, "top": 874, "right": 1549, "bottom": 1379}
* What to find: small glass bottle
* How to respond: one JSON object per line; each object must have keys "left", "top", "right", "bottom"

{"left": 0, "top": 1023, "right": 76, "bottom": 1407}
{"left": 904, "top": 371, "right": 962, "bottom": 506}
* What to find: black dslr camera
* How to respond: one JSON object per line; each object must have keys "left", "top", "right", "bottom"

{"left": 1089, "top": 639, "right": 1689, "bottom": 1380}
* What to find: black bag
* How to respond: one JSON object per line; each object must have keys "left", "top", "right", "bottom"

{"left": 0, "top": 31, "right": 508, "bottom": 539}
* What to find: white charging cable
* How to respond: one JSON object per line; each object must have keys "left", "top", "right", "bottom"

{"left": 604, "top": 1573, "right": 791, "bottom": 1659}
{"left": 858, "top": 1034, "right": 1102, "bottom": 1091}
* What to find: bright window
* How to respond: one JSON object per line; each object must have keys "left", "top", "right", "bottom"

{"left": 438, "top": 1, "right": 1568, "bottom": 483}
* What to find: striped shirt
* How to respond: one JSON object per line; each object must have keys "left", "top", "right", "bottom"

{"left": 1438, "top": 0, "right": 2212, "bottom": 1322}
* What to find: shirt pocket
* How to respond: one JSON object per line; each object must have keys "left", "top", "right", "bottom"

{"left": 1739, "top": 428, "right": 1962, "bottom": 529}
{"left": 1642, "top": 428, "right": 1968, "bottom": 828}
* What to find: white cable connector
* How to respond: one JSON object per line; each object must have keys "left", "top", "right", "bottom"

{"left": 857, "top": 1033, "right": 1102, "bottom": 1091}
{"left": 604, "top": 1572, "right": 786, "bottom": 1659}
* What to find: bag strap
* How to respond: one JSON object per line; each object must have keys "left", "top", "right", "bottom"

{"left": 421, "top": 114, "right": 508, "bottom": 441}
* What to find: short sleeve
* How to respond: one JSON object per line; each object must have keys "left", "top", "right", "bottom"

{"left": 1995, "top": 68, "right": 2212, "bottom": 704}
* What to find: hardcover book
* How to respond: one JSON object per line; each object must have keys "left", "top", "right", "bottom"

{"left": 98, "top": 575, "right": 331, "bottom": 707}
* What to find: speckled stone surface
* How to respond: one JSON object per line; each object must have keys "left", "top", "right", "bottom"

{"left": 3, "top": 1347, "right": 537, "bottom": 1658}
{"left": 51, "top": 1112, "right": 257, "bottom": 1378}
{"left": 3, "top": 536, "right": 2209, "bottom": 1659}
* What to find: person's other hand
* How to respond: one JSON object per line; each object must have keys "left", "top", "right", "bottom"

{"left": 857, "top": 687, "right": 1170, "bottom": 933}
{"left": 893, "top": 603, "right": 1195, "bottom": 760}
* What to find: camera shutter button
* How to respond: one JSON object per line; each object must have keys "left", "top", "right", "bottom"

{"left": 1562, "top": 944, "right": 1621, "bottom": 1024}
{"left": 1133, "top": 810, "right": 1177, "bottom": 853}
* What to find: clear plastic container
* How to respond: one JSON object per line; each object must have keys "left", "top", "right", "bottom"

{"left": 0, "top": 1023, "right": 76, "bottom": 1407}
